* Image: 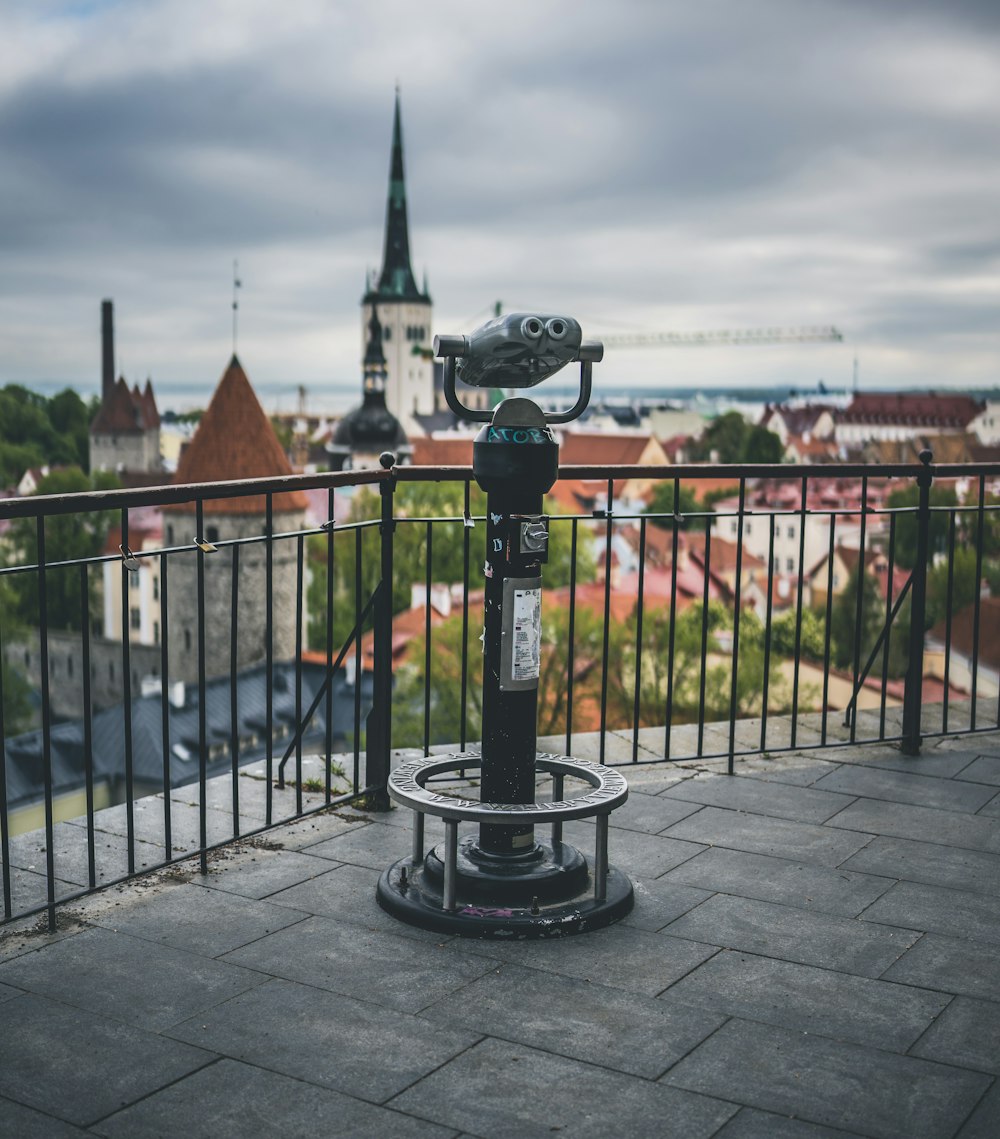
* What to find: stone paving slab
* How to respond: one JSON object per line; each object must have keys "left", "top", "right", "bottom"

{"left": 92, "top": 1058, "right": 456, "bottom": 1139}
{"left": 823, "top": 798, "right": 1000, "bottom": 854}
{"left": 662, "top": 1018, "right": 991, "bottom": 1139}
{"left": 955, "top": 1082, "right": 1000, "bottom": 1138}
{"left": 714, "top": 1107, "right": 870, "bottom": 1138}
{"left": 813, "top": 764, "right": 998, "bottom": 813}
{"left": 0, "top": 992, "right": 214, "bottom": 1127}
{"left": 220, "top": 914, "right": 495, "bottom": 1014}
{"left": 663, "top": 894, "right": 920, "bottom": 978}
{"left": 882, "top": 933, "right": 1000, "bottom": 1002}
{"left": 663, "top": 805, "right": 874, "bottom": 866}
{"left": 419, "top": 961, "right": 727, "bottom": 1079}
{"left": 840, "top": 835, "right": 1000, "bottom": 896}
{"left": 0, "top": 1097, "right": 93, "bottom": 1137}
{"left": 664, "top": 949, "right": 949, "bottom": 1051}
{"left": 388, "top": 1036, "right": 739, "bottom": 1139}
{"left": 955, "top": 754, "right": 1000, "bottom": 786}
{"left": 198, "top": 846, "right": 340, "bottom": 900}
{"left": 165, "top": 977, "right": 480, "bottom": 1106}
{"left": 861, "top": 880, "right": 1000, "bottom": 947}
{"left": 663, "top": 844, "right": 895, "bottom": 917}
{"left": 910, "top": 995, "right": 1000, "bottom": 1075}
{"left": 620, "top": 875, "right": 714, "bottom": 931}
{"left": 0, "top": 925, "right": 267, "bottom": 1031}
{"left": 661, "top": 771, "right": 856, "bottom": 824}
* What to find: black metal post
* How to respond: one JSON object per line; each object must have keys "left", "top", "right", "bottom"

{"left": 901, "top": 450, "right": 933, "bottom": 755}
{"left": 365, "top": 453, "right": 396, "bottom": 809}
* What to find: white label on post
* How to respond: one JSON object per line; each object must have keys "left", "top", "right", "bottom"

{"left": 512, "top": 587, "right": 541, "bottom": 682}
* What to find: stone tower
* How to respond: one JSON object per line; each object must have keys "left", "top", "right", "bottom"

{"left": 361, "top": 92, "right": 434, "bottom": 431}
{"left": 163, "top": 356, "right": 307, "bottom": 684}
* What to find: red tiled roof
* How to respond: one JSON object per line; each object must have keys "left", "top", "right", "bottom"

{"left": 166, "top": 356, "right": 307, "bottom": 515}
{"left": 90, "top": 376, "right": 145, "bottom": 434}
{"left": 560, "top": 432, "right": 663, "bottom": 466}
{"left": 841, "top": 392, "right": 983, "bottom": 429}
{"left": 411, "top": 436, "right": 474, "bottom": 466}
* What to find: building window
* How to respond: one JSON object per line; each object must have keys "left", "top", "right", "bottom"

{"left": 130, "top": 608, "right": 141, "bottom": 630}
{"left": 109, "top": 661, "right": 115, "bottom": 681}
{"left": 129, "top": 573, "right": 140, "bottom": 591}
{"left": 383, "top": 326, "right": 391, "bottom": 341}
{"left": 730, "top": 521, "right": 737, "bottom": 535}
{"left": 68, "top": 656, "right": 73, "bottom": 678}
{"left": 184, "top": 629, "right": 192, "bottom": 652}
{"left": 786, "top": 558, "right": 795, "bottom": 573}
{"left": 166, "top": 524, "right": 174, "bottom": 545}
{"left": 206, "top": 526, "right": 219, "bottom": 544}
{"left": 152, "top": 576, "right": 159, "bottom": 601}
{"left": 154, "top": 621, "right": 160, "bottom": 644}
{"left": 833, "top": 573, "right": 839, "bottom": 588}
{"left": 787, "top": 525, "right": 796, "bottom": 539}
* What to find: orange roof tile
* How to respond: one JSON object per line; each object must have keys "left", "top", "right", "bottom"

{"left": 411, "top": 436, "right": 475, "bottom": 466}
{"left": 167, "top": 355, "right": 307, "bottom": 515}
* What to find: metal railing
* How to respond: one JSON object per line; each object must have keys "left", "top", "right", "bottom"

{"left": 2, "top": 454, "right": 999, "bottom": 930}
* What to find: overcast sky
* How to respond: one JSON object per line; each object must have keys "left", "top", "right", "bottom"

{"left": 1, "top": 0, "right": 998, "bottom": 411}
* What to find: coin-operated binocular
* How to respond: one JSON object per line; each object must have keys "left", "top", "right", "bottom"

{"left": 377, "top": 313, "right": 633, "bottom": 938}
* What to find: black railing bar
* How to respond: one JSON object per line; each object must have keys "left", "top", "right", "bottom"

{"left": 265, "top": 494, "right": 274, "bottom": 826}
{"left": 790, "top": 476, "right": 808, "bottom": 749}
{"left": 664, "top": 477, "right": 681, "bottom": 760}
{"left": 879, "top": 515, "right": 897, "bottom": 738}
{"left": 599, "top": 478, "right": 614, "bottom": 763}
{"left": 120, "top": 508, "right": 136, "bottom": 875}
{"left": 159, "top": 554, "right": 173, "bottom": 860}
{"left": 696, "top": 516, "right": 712, "bottom": 758}
{"left": 842, "top": 573, "right": 914, "bottom": 724}
{"left": 460, "top": 480, "right": 471, "bottom": 753}
{"left": 353, "top": 528, "right": 362, "bottom": 793}
{"left": 35, "top": 517, "right": 57, "bottom": 931}
{"left": 0, "top": 606, "right": 12, "bottom": 917}
{"left": 760, "top": 512, "right": 776, "bottom": 752}
{"left": 820, "top": 510, "right": 836, "bottom": 746}
{"left": 632, "top": 516, "right": 647, "bottom": 764}
{"left": 423, "top": 521, "right": 433, "bottom": 757}
{"left": 0, "top": 469, "right": 386, "bottom": 521}
{"left": 294, "top": 536, "right": 305, "bottom": 816}
{"left": 230, "top": 545, "right": 241, "bottom": 835}
{"left": 195, "top": 500, "right": 209, "bottom": 874}
{"left": 565, "top": 518, "right": 579, "bottom": 754}
{"left": 276, "top": 589, "right": 378, "bottom": 783}
{"left": 0, "top": 782, "right": 383, "bottom": 930}
{"left": 848, "top": 478, "right": 870, "bottom": 742}
{"left": 391, "top": 514, "right": 486, "bottom": 527}
{"left": 80, "top": 564, "right": 96, "bottom": 890}
{"left": 728, "top": 479, "right": 746, "bottom": 774}
{"left": 970, "top": 475, "right": 985, "bottom": 731}
{"left": 324, "top": 486, "right": 335, "bottom": 802}
{"left": 557, "top": 462, "right": 947, "bottom": 480}
{"left": 943, "top": 511, "right": 956, "bottom": 736}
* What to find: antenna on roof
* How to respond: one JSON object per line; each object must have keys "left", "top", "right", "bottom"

{"left": 232, "top": 259, "right": 242, "bottom": 356}
{"left": 852, "top": 353, "right": 859, "bottom": 393}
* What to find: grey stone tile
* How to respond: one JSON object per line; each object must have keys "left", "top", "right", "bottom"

{"left": 715, "top": 1106, "right": 871, "bottom": 1138}
{"left": 665, "top": 949, "right": 948, "bottom": 1052}
{"left": 420, "top": 962, "right": 726, "bottom": 1079}
{"left": 0, "top": 980, "right": 20, "bottom": 1002}
{"left": 0, "top": 865, "right": 79, "bottom": 917}
{"left": 841, "top": 836, "right": 1000, "bottom": 897}
{"left": 264, "top": 862, "right": 445, "bottom": 943}
{"left": 462, "top": 922, "right": 719, "bottom": 997}
{"left": 0, "top": 992, "right": 213, "bottom": 1127}
{"left": 883, "top": 934, "right": 1000, "bottom": 1002}
{"left": 956, "top": 754, "right": 1000, "bottom": 786}
{"left": 663, "top": 806, "right": 873, "bottom": 866}
{"left": 664, "top": 845, "right": 894, "bottom": 917}
{"left": 862, "top": 881, "right": 1000, "bottom": 946}
{"left": 92, "top": 1057, "right": 454, "bottom": 1138}
{"left": 90, "top": 880, "right": 307, "bottom": 956}
{"left": 300, "top": 818, "right": 427, "bottom": 868}
{"left": 956, "top": 1081, "right": 1000, "bottom": 1139}
{"left": 824, "top": 799, "right": 1000, "bottom": 854}
{"left": 836, "top": 745, "right": 979, "bottom": 779}
{"left": 562, "top": 821, "right": 706, "bottom": 878}
{"left": 978, "top": 792, "right": 1000, "bottom": 818}
{"left": 221, "top": 914, "right": 492, "bottom": 1013}
{"left": 0, "top": 1097, "right": 91, "bottom": 1137}
{"left": 264, "top": 809, "right": 376, "bottom": 851}
{"left": 813, "top": 764, "right": 997, "bottom": 813}
{"left": 166, "top": 978, "right": 479, "bottom": 1106}
{"left": 729, "top": 756, "right": 843, "bottom": 788}
{"left": 622, "top": 875, "right": 714, "bottom": 931}
{"left": 85, "top": 798, "right": 247, "bottom": 855}
{"left": 664, "top": 895, "right": 920, "bottom": 978}
{"left": 389, "top": 1036, "right": 737, "bottom": 1139}
{"left": 911, "top": 996, "right": 1000, "bottom": 1074}
{"left": 663, "top": 1018, "right": 990, "bottom": 1139}
{"left": 199, "top": 846, "right": 339, "bottom": 900}
{"left": 609, "top": 788, "right": 703, "bottom": 833}
{"left": 7, "top": 820, "right": 159, "bottom": 886}
{"left": 0, "top": 927, "right": 267, "bottom": 1031}
{"left": 662, "top": 773, "right": 855, "bottom": 824}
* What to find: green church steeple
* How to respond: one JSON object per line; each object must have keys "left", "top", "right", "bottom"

{"left": 366, "top": 91, "right": 430, "bottom": 304}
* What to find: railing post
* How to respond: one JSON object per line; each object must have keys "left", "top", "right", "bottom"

{"left": 901, "top": 449, "right": 933, "bottom": 755}
{"left": 365, "top": 453, "right": 396, "bottom": 809}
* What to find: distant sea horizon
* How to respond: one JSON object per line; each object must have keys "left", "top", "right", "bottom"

{"left": 10, "top": 377, "right": 1000, "bottom": 418}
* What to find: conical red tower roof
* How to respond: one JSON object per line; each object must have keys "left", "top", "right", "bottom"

{"left": 168, "top": 355, "right": 307, "bottom": 515}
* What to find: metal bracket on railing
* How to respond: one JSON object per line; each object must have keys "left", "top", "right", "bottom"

{"left": 320, "top": 518, "right": 336, "bottom": 532}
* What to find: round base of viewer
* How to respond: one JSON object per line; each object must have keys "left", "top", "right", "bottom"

{"left": 376, "top": 848, "right": 634, "bottom": 940}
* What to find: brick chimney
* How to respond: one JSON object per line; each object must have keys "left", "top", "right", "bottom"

{"left": 101, "top": 299, "right": 114, "bottom": 404}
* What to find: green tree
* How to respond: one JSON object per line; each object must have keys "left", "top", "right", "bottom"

{"left": 0, "top": 384, "right": 96, "bottom": 483}
{"left": 688, "top": 411, "right": 783, "bottom": 466}
{"left": 772, "top": 607, "right": 826, "bottom": 661}
{"left": 743, "top": 424, "right": 785, "bottom": 464}
{"left": 887, "top": 484, "right": 957, "bottom": 569}
{"left": 644, "top": 481, "right": 700, "bottom": 530}
{"left": 5, "top": 468, "right": 120, "bottom": 631}
{"left": 925, "top": 547, "right": 980, "bottom": 632}
{"left": 830, "top": 566, "right": 909, "bottom": 680}
{"left": 0, "top": 578, "right": 33, "bottom": 736}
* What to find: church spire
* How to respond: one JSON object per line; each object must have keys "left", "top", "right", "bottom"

{"left": 368, "top": 90, "right": 427, "bottom": 302}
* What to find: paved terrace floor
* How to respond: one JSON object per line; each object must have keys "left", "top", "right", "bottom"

{"left": 2, "top": 716, "right": 1000, "bottom": 1138}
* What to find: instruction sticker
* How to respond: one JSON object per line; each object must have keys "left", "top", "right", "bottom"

{"left": 499, "top": 577, "right": 542, "bottom": 690}
{"left": 512, "top": 587, "right": 541, "bottom": 681}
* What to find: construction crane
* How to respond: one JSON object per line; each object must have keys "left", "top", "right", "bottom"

{"left": 600, "top": 326, "right": 843, "bottom": 347}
